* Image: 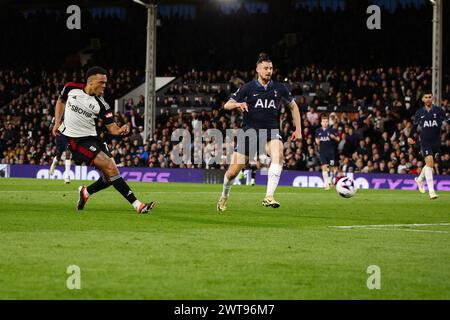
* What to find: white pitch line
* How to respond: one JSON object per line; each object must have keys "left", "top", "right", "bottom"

{"left": 330, "top": 223, "right": 450, "bottom": 229}
{"left": 352, "top": 227, "right": 449, "bottom": 234}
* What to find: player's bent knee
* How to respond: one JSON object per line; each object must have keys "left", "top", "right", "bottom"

{"left": 267, "top": 143, "right": 283, "bottom": 164}
{"left": 106, "top": 162, "right": 119, "bottom": 177}
{"left": 271, "top": 153, "right": 284, "bottom": 164}
{"left": 227, "top": 169, "right": 240, "bottom": 180}
{"left": 425, "top": 156, "right": 434, "bottom": 168}
{"left": 96, "top": 159, "right": 119, "bottom": 179}
{"left": 227, "top": 165, "right": 244, "bottom": 180}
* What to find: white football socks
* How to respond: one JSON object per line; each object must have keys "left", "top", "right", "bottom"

{"left": 222, "top": 174, "right": 235, "bottom": 198}
{"left": 322, "top": 170, "right": 329, "bottom": 186}
{"left": 132, "top": 200, "right": 143, "bottom": 210}
{"left": 266, "top": 163, "right": 282, "bottom": 197}
{"left": 418, "top": 166, "right": 426, "bottom": 182}
{"left": 50, "top": 157, "right": 58, "bottom": 175}
{"left": 64, "top": 159, "right": 71, "bottom": 180}
{"left": 424, "top": 166, "right": 435, "bottom": 194}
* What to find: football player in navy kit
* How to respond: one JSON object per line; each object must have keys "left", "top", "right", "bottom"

{"left": 217, "top": 53, "right": 302, "bottom": 211}
{"left": 52, "top": 66, "right": 156, "bottom": 213}
{"left": 315, "top": 115, "right": 339, "bottom": 190}
{"left": 408, "top": 91, "right": 449, "bottom": 199}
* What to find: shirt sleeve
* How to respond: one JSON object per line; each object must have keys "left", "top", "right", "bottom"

{"left": 229, "top": 84, "right": 248, "bottom": 103}
{"left": 410, "top": 110, "right": 420, "bottom": 136}
{"left": 95, "top": 96, "right": 114, "bottom": 125}
{"left": 281, "top": 84, "right": 294, "bottom": 104}
{"left": 315, "top": 129, "right": 321, "bottom": 139}
{"left": 59, "top": 82, "right": 84, "bottom": 102}
{"left": 331, "top": 128, "right": 338, "bottom": 137}
{"left": 59, "top": 85, "right": 73, "bottom": 102}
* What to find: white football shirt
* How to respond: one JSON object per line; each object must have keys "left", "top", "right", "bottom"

{"left": 58, "top": 83, "right": 114, "bottom": 138}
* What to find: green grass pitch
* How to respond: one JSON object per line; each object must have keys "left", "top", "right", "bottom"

{"left": 0, "top": 178, "right": 449, "bottom": 299}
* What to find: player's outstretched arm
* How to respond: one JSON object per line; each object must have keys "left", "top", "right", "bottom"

{"left": 288, "top": 100, "right": 302, "bottom": 140}
{"left": 225, "top": 85, "right": 248, "bottom": 112}
{"left": 106, "top": 123, "right": 130, "bottom": 136}
{"left": 52, "top": 98, "right": 66, "bottom": 137}
{"left": 224, "top": 100, "right": 248, "bottom": 112}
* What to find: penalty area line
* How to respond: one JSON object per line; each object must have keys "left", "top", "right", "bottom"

{"left": 329, "top": 223, "right": 450, "bottom": 234}
{"left": 330, "top": 223, "right": 450, "bottom": 228}
{"left": 347, "top": 227, "right": 449, "bottom": 234}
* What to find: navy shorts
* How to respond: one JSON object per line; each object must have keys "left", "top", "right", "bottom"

{"left": 55, "top": 134, "right": 70, "bottom": 158}
{"left": 319, "top": 151, "right": 336, "bottom": 166}
{"left": 67, "top": 136, "right": 112, "bottom": 165}
{"left": 421, "top": 141, "right": 440, "bottom": 160}
{"left": 234, "top": 127, "right": 282, "bottom": 158}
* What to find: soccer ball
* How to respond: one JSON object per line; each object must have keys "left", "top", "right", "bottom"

{"left": 336, "top": 176, "right": 357, "bottom": 198}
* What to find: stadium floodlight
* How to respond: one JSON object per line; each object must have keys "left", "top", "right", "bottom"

{"left": 133, "top": 0, "right": 151, "bottom": 8}
{"left": 132, "top": 0, "right": 157, "bottom": 141}
{"left": 429, "top": 0, "right": 442, "bottom": 106}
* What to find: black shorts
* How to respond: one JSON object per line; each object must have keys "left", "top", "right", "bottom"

{"left": 234, "top": 127, "right": 282, "bottom": 158}
{"left": 421, "top": 141, "right": 440, "bottom": 160}
{"left": 55, "top": 134, "right": 69, "bottom": 158}
{"left": 319, "top": 151, "right": 336, "bottom": 166}
{"left": 67, "top": 136, "right": 112, "bottom": 165}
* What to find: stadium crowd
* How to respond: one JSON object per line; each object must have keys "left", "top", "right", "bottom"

{"left": 2, "top": 0, "right": 449, "bottom": 174}
{"left": 0, "top": 67, "right": 144, "bottom": 166}
{"left": 1, "top": 64, "right": 449, "bottom": 175}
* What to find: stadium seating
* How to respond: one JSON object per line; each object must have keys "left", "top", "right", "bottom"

{"left": 1, "top": 65, "right": 449, "bottom": 175}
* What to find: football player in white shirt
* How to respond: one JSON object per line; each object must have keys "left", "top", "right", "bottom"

{"left": 52, "top": 66, "right": 156, "bottom": 213}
